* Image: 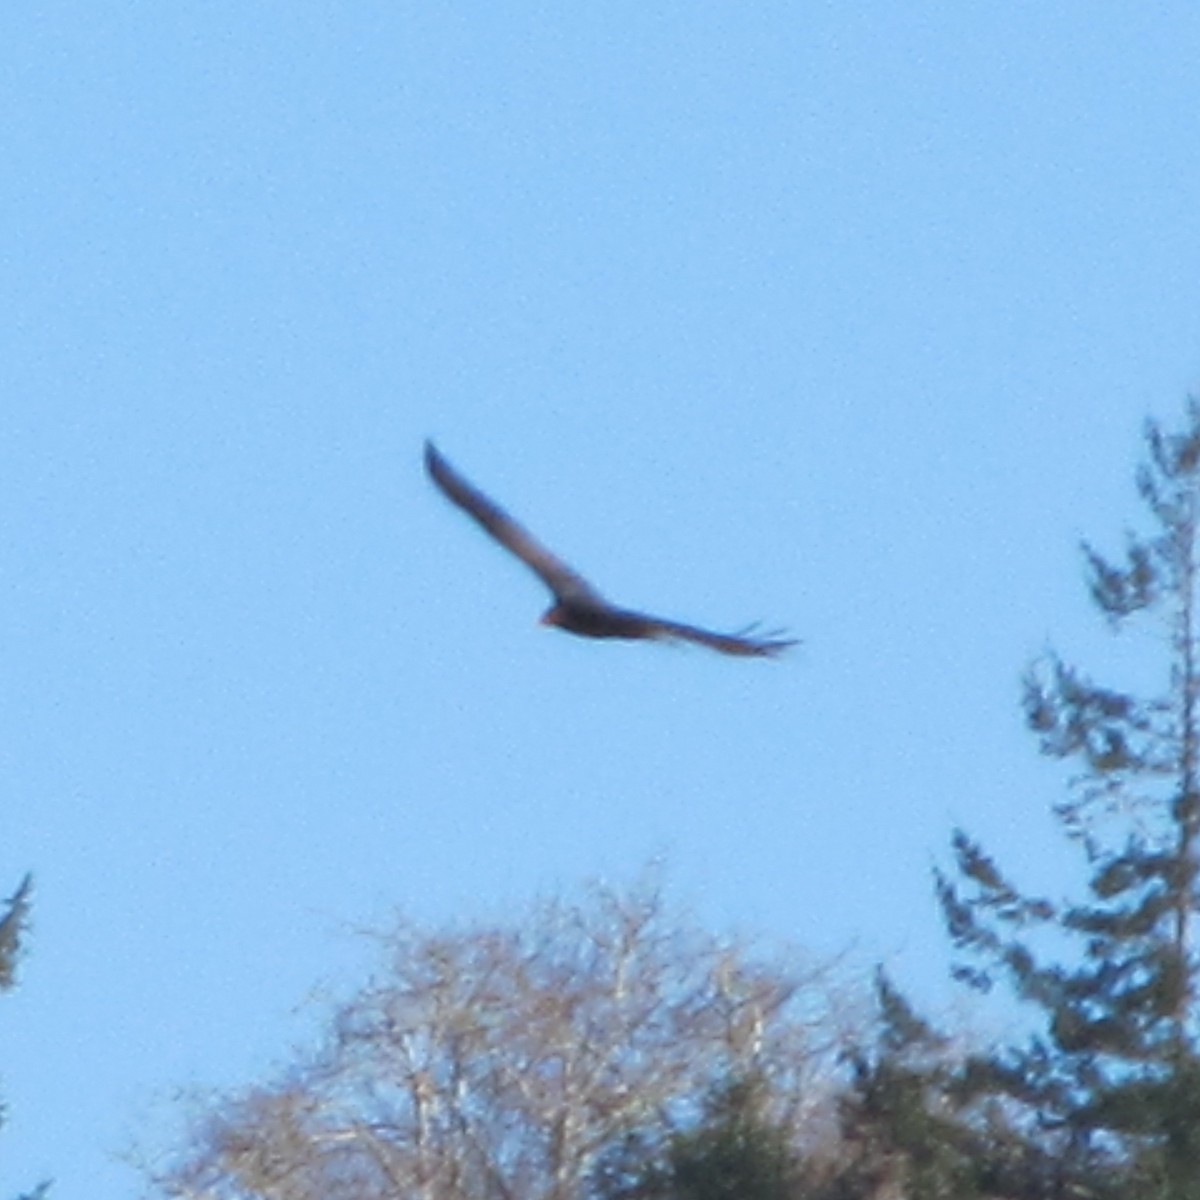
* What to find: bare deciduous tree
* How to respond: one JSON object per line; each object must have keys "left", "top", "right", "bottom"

{"left": 149, "top": 876, "right": 856, "bottom": 1200}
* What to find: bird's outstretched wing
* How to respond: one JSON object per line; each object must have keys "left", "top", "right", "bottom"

{"left": 424, "top": 441, "right": 603, "bottom": 603}
{"left": 635, "top": 614, "right": 797, "bottom": 658}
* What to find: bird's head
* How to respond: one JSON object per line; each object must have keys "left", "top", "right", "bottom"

{"left": 539, "top": 603, "right": 567, "bottom": 630}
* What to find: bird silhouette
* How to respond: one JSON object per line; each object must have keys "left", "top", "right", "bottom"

{"left": 424, "top": 441, "right": 796, "bottom": 658}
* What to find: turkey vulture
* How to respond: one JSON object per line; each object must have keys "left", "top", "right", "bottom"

{"left": 424, "top": 441, "right": 796, "bottom": 658}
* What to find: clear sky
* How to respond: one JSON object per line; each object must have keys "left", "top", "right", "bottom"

{"left": 3, "top": 5, "right": 1200, "bottom": 1196}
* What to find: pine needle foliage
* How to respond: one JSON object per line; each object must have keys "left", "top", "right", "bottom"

{"left": 937, "top": 404, "right": 1200, "bottom": 1198}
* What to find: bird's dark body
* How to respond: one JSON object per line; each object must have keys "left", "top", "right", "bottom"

{"left": 424, "top": 440, "right": 796, "bottom": 659}
{"left": 543, "top": 600, "right": 656, "bottom": 641}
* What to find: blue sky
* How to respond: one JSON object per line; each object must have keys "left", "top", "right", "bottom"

{"left": 3, "top": 4, "right": 1200, "bottom": 1196}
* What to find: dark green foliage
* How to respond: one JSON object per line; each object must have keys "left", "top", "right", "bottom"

{"left": 0, "top": 875, "right": 32, "bottom": 992}
{"left": 592, "top": 1075, "right": 800, "bottom": 1200}
{"left": 937, "top": 404, "right": 1200, "bottom": 1197}
{"left": 822, "top": 972, "right": 991, "bottom": 1200}
{"left": 0, "top": 875, "right": 45, "bottom": 1200}
{"left": 665, "top": 1077, "right": 798, "bottom": 1200}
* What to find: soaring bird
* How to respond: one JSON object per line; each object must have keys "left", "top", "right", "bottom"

{"left": 424, "top": 441, "right": 796, "bottom": 658}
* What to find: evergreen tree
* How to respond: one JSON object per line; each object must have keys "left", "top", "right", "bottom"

{"left": 937, "top": 403, "right": 1200, "bottom": 1198}
{"left": 0, "top": 874, "right": 44, "bottom": 1200}
{"left": 592, "top": 1074, "right": 800, "bottom": 1200}
{"left": 662, "top": 1076, "right": 800, "bottom": 1200}
{"left": 819, "top": 971, "right": 1015, "bottom": 1200}
{"left": 0, "top": 874, "right": 31, "bottom": 993}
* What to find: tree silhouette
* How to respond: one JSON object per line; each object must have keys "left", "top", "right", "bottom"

{"left": 151, "top": 877, "right": 849, "bottom": 1200}
{"left": 938, "top": 403, "right": 1200, "bottom": 1198}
